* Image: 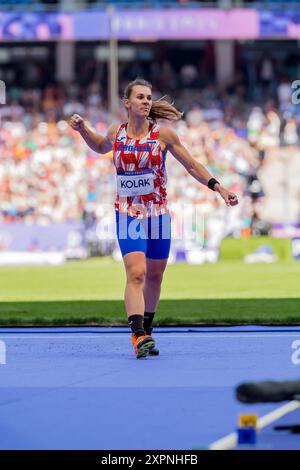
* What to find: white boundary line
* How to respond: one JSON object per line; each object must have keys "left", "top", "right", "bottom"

{"left": 209, "top": 400, "right": 300, "bottom": 450}
{"left": 1, "top": 334, "right": 300, "bottom": 339}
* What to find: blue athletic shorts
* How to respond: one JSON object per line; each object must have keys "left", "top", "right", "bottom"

{"left": 115, "top": 211, "right": 171, "bottom": 259}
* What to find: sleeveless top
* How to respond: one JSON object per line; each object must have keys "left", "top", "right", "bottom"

{"left": 113, "top": 122, "right": 168, "bottom": 218}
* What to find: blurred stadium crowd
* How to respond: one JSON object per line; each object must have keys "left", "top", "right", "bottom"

{"left": 0, "top": 0, "right": 293, "bottom": 9}
{"left": 1, "top": 55, "right": 300, "bottom": 253}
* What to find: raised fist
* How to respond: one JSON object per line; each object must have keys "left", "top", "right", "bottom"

{"left": 69, "top": 114, "right": 85, "bottom": 132}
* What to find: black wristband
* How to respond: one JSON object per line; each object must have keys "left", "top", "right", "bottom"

{"left": 208, "top": 178, "right": 220, "bottom": 191}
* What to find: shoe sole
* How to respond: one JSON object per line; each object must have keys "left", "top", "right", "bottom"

{"left": 144, "top": 333, "right": 159, "bottom": 356}
{"left": 136, "top": 339, "right": 155, "bottom": 359}
{"left": 149, "top": 347, "right": 159, "bottom": 356}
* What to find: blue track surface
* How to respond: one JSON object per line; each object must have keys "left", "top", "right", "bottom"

{"left": 0, "top": 326, "right": 300, "bottom": 450}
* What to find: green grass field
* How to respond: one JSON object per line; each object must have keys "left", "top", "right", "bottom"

{"left": 0, "top": 255, "right": 300, "bottom": 325}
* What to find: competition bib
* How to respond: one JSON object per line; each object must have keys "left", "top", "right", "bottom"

{"left": 117, "top": 170, "right": 154, "bottom": 197}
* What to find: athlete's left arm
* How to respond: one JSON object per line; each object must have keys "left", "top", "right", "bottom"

{"left": 160, "top": 127, "right": 238, "bottom": 207}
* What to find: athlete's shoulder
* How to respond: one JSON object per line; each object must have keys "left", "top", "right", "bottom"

{"left": 159, "top": 126, "right": 180, "bottom": 146}
{"left": 107, "top": 123, "right": 121, "bottom": 144}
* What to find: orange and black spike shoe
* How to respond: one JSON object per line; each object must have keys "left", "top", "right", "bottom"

{"left": 131, "top": 334, "right": 156, "bottom": 359}
{"left": 148, "top": 343, "right": 160, "bottom": 356}
{"left": 144, "top": 329, "right": 159, "bottom": 356}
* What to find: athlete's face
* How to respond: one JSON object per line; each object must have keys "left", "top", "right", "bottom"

{"left": 125, "top": 86, "right": 152, "bottom": 118}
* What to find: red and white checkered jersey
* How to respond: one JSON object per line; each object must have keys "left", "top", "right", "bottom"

{"left": 113, "top": 122, "right": 168, "bottom": 218}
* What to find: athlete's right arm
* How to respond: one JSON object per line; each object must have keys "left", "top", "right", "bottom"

{"left": 68, "top": 114, "right": 118, "bottom": 154}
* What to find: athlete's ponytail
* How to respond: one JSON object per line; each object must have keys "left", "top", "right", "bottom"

{"left": 124, "top": 78, "right": 183, "bottom": 122}
{"left": 149, "top": 97, "right": 183, "bottom": 121}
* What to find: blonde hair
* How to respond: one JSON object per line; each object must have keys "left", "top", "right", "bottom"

{"left": 124, "top": 78, "right": 183, "bottom": 122}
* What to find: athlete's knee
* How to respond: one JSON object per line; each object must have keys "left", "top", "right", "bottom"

{"left": 146, "top": 270, "right": 164, "bottom": 285}
{"left": 127, "top": 267, "right": 146, "bottom": 285}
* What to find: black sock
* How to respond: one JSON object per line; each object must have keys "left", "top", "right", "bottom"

{"left": 128, "top": 315, "right": 145, "bottom": 338}
{"left": 144, "top": 312, "right": 155, "bottom": 335}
